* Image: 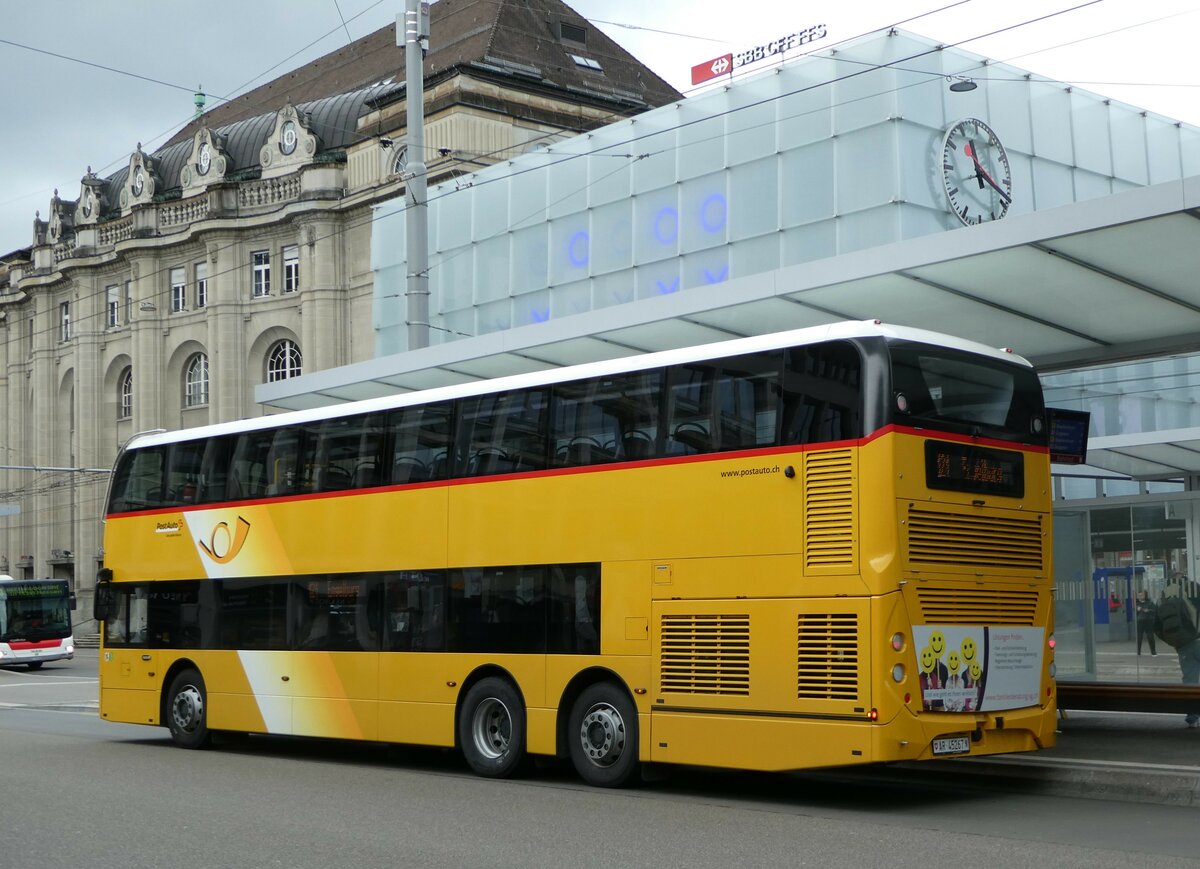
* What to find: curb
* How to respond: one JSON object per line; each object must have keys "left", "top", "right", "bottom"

{"left": 890, "top": 755, "right": 1200, "bottom": 808}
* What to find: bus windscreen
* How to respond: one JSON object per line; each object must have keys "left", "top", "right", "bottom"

{"left": 889, "top": 341, "right": 1046, "bottom": 444}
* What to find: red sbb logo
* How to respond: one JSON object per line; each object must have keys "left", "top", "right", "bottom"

{"left": 691, "top": 53, "right": 733, "bottom": 85}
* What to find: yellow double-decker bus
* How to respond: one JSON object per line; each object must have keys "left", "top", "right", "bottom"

{"left": 95, "top": 320, "right": 1056, "bottom": 786}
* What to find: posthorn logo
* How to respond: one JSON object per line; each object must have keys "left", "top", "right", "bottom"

{"left": 198, "top": 516, "right": 252, "bottom": 564}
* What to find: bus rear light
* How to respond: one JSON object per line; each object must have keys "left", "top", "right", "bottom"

{"left": 891, "top": 664, "right": 905, "bottom": 683}
{"left": 868, "top": 708, "right": 879, "bottom": 721}
{"left": 891, "top": 632, "right": 905, "bottom": 652}
{"left": 904, "top": 692, "right": 911, "bottom": 704}
{"left": 1047, "top": 634, "right": 1056, "bottom": 650}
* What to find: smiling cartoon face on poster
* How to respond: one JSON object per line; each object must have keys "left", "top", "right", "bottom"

{"left": 912, "top": 626, "right": 1045, "bottom": 712}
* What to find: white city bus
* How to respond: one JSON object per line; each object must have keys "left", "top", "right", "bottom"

{"left": 0, "top": 576, "right": 76, "bottom": 669}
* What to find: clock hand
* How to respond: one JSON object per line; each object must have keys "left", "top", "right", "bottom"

{"left": 963, "top": 143, "right": 1012, "bottom": 204}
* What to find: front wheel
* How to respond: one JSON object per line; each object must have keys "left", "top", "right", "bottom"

{"left": 166, "top": 668, "right": 212, "bottom": 749}
{"left": 458, "top": 677, "right": 526, "bottom": 778}
{"left": 568, "top": 683, "right": 639, "bottom": 787}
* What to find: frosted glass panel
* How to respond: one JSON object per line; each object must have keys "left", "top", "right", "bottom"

{"left": 589, "top": 199, "right": 634, "bottom": 276}
{"left": 780, "top": 140, "right": 834, "bottom": 227}
{"left": 550, "top": 217, "right": 591, "bottom": 286}
{"left": 1110, "top": 106, "right": 1148, "bottom": 184}
{"left": 437, "top": 188, "right": 472, "bottom": 251}
{"left": 551, "top": 279, "right": 591, "bottom": 318}
{"left": 476, "top": 299, "right": 511, "bottom": 335}
{"left": 838, "top": 205, "right": 898, "bottom": 254}
{"left": 509, "top": 225, "right": 549, "bottom": 295}
{"left": 513, "top": 289, "right": 550, "bottom": 328}
{"left": 677, "top": 105, "right": 725, "bottom": 181}
{"left": 835, "top": 126, "right": 897, "bottom": 214}
{"left": 680, "top": 175, "right": 729, "bottom": 254}
{"left": 1074, "top": 169, "right": 1112, "bottom": 202}
{"left": 682, "top": 247, "right": 730, "bottom": 290}
{"left": 1071, "top": 95, "right": 1111, "bottom": 176}
{"left": 636, "top": 259, "right": 682, "bottom": 300}
{"left": 631, "top": 113, "right": 678, "bottom": 194}
{"left": 726, "top": 76, "right": 779, "bottom": 165}
{"left": 833, "top": 54, "right": 896, "bottom": 135}
{"left": 781, "top": 221, "right": 836, "bottom": 267}
{"left": 509, "top": 166, "right": 547, "bottom": 226}
{"left": 588, "top": 146, "right": 632, "bottom": 207}
{"left": 633, "top": 187, "right": 681, "bottom": 264}
{"left": 1147, "top": 122, "right": 1182, "bottom": 185}
{"left": 729, "top": 157, "right": 778, "bottom": 241}
{"left": 1031, "top": 159, "right": 1074, "bottom": 211}
{"left": 896, "top": 122, "right": 942, "bottom": 210}
{"left": 473, "top": 175, "right": 509, "bottom": 240}
{"left": 777, "top": 61, "right": 834, "bottom": 149}
{"left": 1030, "top": 84, "right": 1073, "bottom": 164}
{"left": 730, "top": 233, "right": 779, "bottom": 277}
{"left": 548, "top": 156, "right": 589, "bottom": 219}
{"left": 987, "top": 75, "right": 1034, "bottom": 153}
{"left": 474, "top": 236, "right": 510, "bottom": 304}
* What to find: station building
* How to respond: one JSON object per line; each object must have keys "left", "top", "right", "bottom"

{"left": 258, "top": 27, "right": 1200, "bottom": 688}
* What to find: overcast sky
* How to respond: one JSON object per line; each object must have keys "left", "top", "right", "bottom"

{"left": 1, "top": 0, "right": 1196, "bottom": 255}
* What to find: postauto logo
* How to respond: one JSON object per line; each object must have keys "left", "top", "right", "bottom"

{"left": 197, "top": 516, "right": 252, "bottom": 564}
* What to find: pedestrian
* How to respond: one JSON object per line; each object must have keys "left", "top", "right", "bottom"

{"left": 1155, "top": 575, "right": 1200, "bottom": 727}
{"left": 1135, "top": 589, "right": 1157, "bottom": 655}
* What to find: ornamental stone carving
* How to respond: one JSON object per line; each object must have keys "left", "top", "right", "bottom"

{"left": 180, "top": 127, "right": 229, "bottom": 194}
{"left": 74, "top": 167, "right": 106, "bottom": 228}
{"left": 119, "top": 145, "right": 159, "bottom": 214}
{"left": 260, "top": 103, "right": 319, "bottom": 180}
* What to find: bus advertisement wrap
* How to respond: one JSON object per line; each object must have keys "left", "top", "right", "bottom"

{"left": 912, "top": 625, "right": 1044, "bottom": 712}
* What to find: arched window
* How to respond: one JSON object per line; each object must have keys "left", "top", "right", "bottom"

{"left": 266, "top": 339, "right": 302, "bottom": 382}
{"left": 118, "top": 368, "right": 133, "bottom": 419}
{"left": 185, "top": 353, "right": 209, "bottom": 407}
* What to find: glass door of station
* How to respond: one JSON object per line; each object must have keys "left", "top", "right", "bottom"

{"left": 1053, "top": 499, "right": 1195, "bottom": 683}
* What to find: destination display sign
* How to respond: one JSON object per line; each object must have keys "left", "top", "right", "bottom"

{"left": 925, "top": 440, "right": 1024, "bottom": 498}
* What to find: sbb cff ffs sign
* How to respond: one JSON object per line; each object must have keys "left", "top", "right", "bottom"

{"left": 691, "top": 24, "right": 827, "bottom": 85}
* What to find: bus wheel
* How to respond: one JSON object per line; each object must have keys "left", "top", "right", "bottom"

{"left": 568, "top": 683, "right": 639, "bottom": 788}
{"left": 26, "top": 661, "right": 43, "bottom": 670}
{"left": 166, "top": 668, "right": 212, "bottom": 750}
{"left": 459, "top": 677, "right": 525, "bottom": 778}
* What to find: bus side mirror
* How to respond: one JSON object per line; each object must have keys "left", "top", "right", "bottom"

{"left": 94, "top": 568, "right": 114, "bottom": 622}
{"left": 70, "top": 591, "right": 78, "bottom": 611}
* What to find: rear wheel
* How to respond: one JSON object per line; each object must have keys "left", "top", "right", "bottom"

{"left": 166, "top": 668, "right": 212, "bottom": 749}
{"left": 26, "top": 661, "right": 43, "bottom": 670}
{"left": 568, "top": 683, "right": 639, "bottom": 788}
{"left": 459, "top": 677, "right": 525, "bottom": 778}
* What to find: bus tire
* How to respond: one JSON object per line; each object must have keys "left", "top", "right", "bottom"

{"left": 568, "top": 682, "right": 639, "bottom": 788}
{"left": 26, "top": 661, "right": 43, "bottom": 670}
{"left": 459, "top": 677, "right": 525, "bottom": 778}
{"left": 166, "top": 668, "right": 212, "bottom": 750}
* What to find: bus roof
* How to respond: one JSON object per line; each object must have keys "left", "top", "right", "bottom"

{"left": 125, "top": 320, "right": 1033, "bottom": 451}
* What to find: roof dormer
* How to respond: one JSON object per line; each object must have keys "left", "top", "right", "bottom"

{"left": 120, "top": 145, "right": 159, "bottom": 213}
{"left": 260, "top": 103, "right": 320, "bottom": 179}
{"left": 180, "top": 127, "right": 229, "bottom": 193}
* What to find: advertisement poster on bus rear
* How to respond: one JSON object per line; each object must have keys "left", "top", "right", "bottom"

{"left": 911, "top": 626, "right": 1044, "bottom": 712}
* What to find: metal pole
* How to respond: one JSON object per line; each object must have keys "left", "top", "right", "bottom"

{"left": 403, "top": 0, "right": 430, "bottom": 350}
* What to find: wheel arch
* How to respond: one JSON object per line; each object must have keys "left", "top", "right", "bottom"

{"left": 554, "top": 666, "right": 635, "bottom": 759}
{"left": 454, "top": 664, "right": 526, "bottom": 749}
{"left": 158, "top": 657, "right": 203, "bottom": 726}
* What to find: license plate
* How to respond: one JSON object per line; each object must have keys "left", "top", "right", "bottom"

{"left": 932, "top": 736, "right": 971, "bottom": 756}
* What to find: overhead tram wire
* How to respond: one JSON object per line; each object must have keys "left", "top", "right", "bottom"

{"left": 0, "top": 1, "right": 1165, "bottom": 534}
{"left": 0, "top": 0, "right": 1125, "bottom": 360}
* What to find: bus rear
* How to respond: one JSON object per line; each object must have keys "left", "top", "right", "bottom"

{"left": 0, "top": 577, "right": 76, "bottom": 669}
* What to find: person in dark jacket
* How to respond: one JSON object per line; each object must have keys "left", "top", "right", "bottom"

{"left": 1136, "top": 589, "right": 1157, "bottom": 656}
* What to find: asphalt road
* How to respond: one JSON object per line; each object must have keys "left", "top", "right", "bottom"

{"left": 4, "top": 654, "right": 1200, "bottom": 868}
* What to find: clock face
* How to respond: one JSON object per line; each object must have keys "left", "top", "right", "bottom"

{"left": 82, "top": 192, "right": 93, "bottom": 217}
{"left": 941, "top": 118, "right": 1012, "bottom": 225}
{"left": 280, "top": 121, "right": 298, "bottom": 155}
{"left": 132, "top": 168, "right": 145, "bottom": 197}
{"left": 198, "top": 142, "right": 211, "bottom": 175}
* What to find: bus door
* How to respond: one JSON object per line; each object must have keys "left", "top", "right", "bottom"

{"left": 101, "top": 586, "right": 160, "bottom": 725}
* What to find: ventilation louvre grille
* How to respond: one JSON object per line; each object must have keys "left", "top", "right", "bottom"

{"left": 660, "top": 614, "right": 750, "bottom": 695}
{"left": 907, "top": 508, "right": 1044, "bottom": 571}
{"left": 797, "top": 613, "right": 859, "bottom": 700}
{"left": 915, "top": 587, "right": 1040, "bottom": 626}
{"left": 805, "top": 450, "right": 855, "bottom": 568}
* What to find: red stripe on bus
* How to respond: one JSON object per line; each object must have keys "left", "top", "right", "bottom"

{"left": 105, "top": 426, "right": 1046, "bottom": 519}
{"left": 8, "top": 639, "right": 64, "bottom": 650}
